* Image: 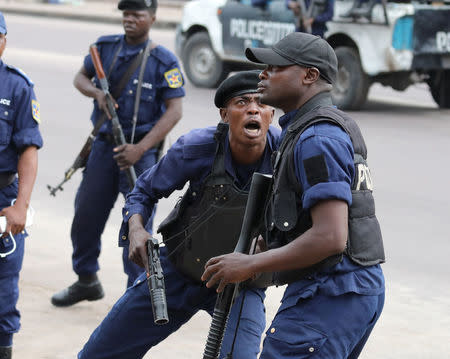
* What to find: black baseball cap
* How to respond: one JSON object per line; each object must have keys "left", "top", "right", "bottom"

{"left": 245, "top": 32, "right": 338, "bottom": 84}
{"left": 118, "top": 0, "right": 157, "bottom": 10}
{"left": 214, "top": 70, "right": 261, "bottom": 108}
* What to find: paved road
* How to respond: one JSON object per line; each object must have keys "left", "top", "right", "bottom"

{"left": 3, "top": 14, "right": 450, "bottom": 359}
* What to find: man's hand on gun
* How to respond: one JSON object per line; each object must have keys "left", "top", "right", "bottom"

{"left": 201, "top": 252, "right": 256, "bottom": 293}
{"left": 113, "top": 144, "right": 145, "bottom": 170}
{"left": 94, "top": 90, "right": 118, "bottom": 120}
{"left": 0, "top": 204, "right": 27, "bottom": 237}
{"left": 128, "top": 221, "right": 151, "bottom": 274}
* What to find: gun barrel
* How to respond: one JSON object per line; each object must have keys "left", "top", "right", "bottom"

{"left": 147, "top": 238, "right": 169, "bottom": 325}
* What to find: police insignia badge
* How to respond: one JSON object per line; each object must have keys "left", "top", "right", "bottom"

{"left": 164, "top": 68, "right": 183, "bottom": 88}
{"left": 31, "top": 100, "right": 41, "bottom": 123}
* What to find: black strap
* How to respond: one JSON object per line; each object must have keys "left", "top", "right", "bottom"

{"left": 111, "top": 44, "right": 147, "bottom": 99}
{"left": 130, "top": 40, "right": 153, "bottom": 144}
{"left": 95, "top": 42, "right": 148, "bottom": 133}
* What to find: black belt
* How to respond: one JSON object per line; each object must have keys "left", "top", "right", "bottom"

{"left": 97, "top": 132, "right": 146, "bottom": 145}
{"left": 0, "top": 173, "right": 16, "bottom": 189}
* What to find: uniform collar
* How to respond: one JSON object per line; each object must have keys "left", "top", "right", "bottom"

{"left": 120, "top": 36, "right": 149, "bottom": 57}
{"left": 279, "top": 91, "right": 333, "bottom": 138}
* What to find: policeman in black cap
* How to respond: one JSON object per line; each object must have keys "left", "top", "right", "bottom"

{"left": 78, "top": 70, "right": 279, "bottom": 359}
{"left": 0, "top": 11, "right": 43, "bottom": 359}
{"left": 51, "top": 0, "right": 185, "bottom": 307}
{"left": 202, "top": 32, "right": 385, "bottom": 358}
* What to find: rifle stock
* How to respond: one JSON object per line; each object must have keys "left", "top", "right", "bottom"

{"left": 202, "top": 173, "right": 273, "bottom": 359}
{"left": 89, "top": 44, "right": 137, "bottom": 190}
{"left": 47, "top": 133, "right": 95, "bottom": 196}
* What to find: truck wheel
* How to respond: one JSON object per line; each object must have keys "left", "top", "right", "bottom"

{"left": 428, "top": 70, "right": 450, "bottom": 109}
{"left": 182, "top": 32, "right": 229, "bottom": 88}
{"left": 332, "top": 47, "right": 369, "bottom": 111}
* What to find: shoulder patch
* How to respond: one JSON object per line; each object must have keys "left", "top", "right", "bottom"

{"left": 164, "top": 68, "right": 183, "bottom": 88}
{"left": 303, "top": 154, "right": 329, "bottom": 186}
{"left": 31, "top": 100, "right": 41, "bottom": 123}
{"left": 6, "top": 64, "right": 34, "bottom": 86}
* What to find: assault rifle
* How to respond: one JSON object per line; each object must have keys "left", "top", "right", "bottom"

{"left": 147, "top": 237, "right": 169, "bottom": 325}
{"left": 89, "top": 44, "right": 137, "bottom": 190}
{"left": 47, "top": 119, "right": 105, "bottom": 196}
{"left": 202, "top": 172, "right": 273, "bottom": 359}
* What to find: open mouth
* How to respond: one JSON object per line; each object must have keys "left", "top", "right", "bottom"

{"left": 244, "top": 120, "right": 261, "bottom": 137}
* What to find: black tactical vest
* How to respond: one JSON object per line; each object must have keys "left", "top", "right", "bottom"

{"left": 266, "top": 103, "right": 385, "bottom": 285}
{"left": 157, "top": 123, "right": 249, "bottom": 283}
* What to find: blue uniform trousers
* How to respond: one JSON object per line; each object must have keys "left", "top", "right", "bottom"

{"left": 78, "top": 248, "right": 266, "bottom": 359}
{"left": 0, "top": 181, "right": 25, "bottom": 347}
{"left": 71, "top": 139, "right": 157, "bottom": 287}
{"left": 260, "top": 289, "right": 385, "bottom": 358}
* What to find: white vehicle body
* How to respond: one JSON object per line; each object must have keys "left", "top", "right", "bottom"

{"left": 177, "top": 0, "right": 450, "bottom": 109}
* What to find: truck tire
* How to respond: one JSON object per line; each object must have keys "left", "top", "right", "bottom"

{"left": 331, "top": 47, "right": 369, "bottom": 111}
{"left": 182, "top": 32, "right": 229, "bottom": 88}
{"left": 428, "top": 70, "right": 450, "bottom": 109}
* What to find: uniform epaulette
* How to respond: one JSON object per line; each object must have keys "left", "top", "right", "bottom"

{"left": 96, "top": 34, "right": 122, "bottom": 45}
{"left": 6, "top": 64, "right": 34, "bottom": 86}
{"left": 151, "top": 45, "right": 176, "bottom": 66}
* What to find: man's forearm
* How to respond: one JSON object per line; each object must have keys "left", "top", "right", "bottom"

{"left": 128, "top": 214, "right": 146, "bottom": 232}
{"left": 73, "top": 68, "right": 102, "bottom": 99}
{"left": 16, "top": 146, "right": 38, "bottom": 210}
{"left": 251, "top": 200, "right": 348, "bottom": 274}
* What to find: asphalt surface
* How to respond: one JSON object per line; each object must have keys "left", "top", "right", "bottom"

{"left": 1, "top": 10, "right": 450, "bottom": 359}
{"left": 0, "top": 0, "right": 183, "bottom": 28}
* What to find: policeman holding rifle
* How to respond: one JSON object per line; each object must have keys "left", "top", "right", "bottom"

{"left": 202, "top": 32, "right": 385, "bottom": 358}
{"left": 78, "top": 71, "right": 279, "bottom": 359}
{"left": 0, "top": 11, "right": 43, "bottom": 359}
{"left": 51, "top": 0, "right": 185, "bottom": 307}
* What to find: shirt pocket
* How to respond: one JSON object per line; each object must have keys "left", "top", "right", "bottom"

{"left": 264, "top": 319, "right": 328, "bottom": 358}
{"left": 0, "top": 105, "right": 14, "bottom": 145}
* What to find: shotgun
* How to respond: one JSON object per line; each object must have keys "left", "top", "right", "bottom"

{"left": 202, "top": 172, "right": 273, "bottom": 359}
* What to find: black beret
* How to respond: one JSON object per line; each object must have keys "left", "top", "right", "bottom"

{"left": 214, "top": 70, "right": 261, "bottom": 108}
{"left": 118, "top": 0, "right": 157, "bottom": 10}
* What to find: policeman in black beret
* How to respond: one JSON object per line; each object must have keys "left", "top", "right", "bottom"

{"left": 51, "top": 0, "right": 186, "bottom": 307}
{"left": 77, "top": 71, "right": 279, "bottom": 359}
{"left": 202, "top": 32, "right": 385, "bottom": 359}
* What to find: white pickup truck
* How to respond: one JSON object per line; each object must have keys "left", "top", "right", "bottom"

{"left": 175, "top": 0, "right": 450, "bottom": 110}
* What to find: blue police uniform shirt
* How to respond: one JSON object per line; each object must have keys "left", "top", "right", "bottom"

{"left": 277, "top": 109, "right": 384, "bottom": 305}
{"left": 0, "top": 60, "right": 43, "bottom": 174}
{"left": 119, "top": 125, "right": 280, "bottom": 245}
{"left": 83, "top": 35, "right": 185, "bottom": 141}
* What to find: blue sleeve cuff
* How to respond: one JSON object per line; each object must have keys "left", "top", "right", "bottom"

{"left": 118, "top": 204, "right": 151, "bottom": 247}
{"left": 12, "top": 127, "right": 43, "bottom": 149}
{"left": 162, "top": 87, "right": 185, "bottom": 101}
{"left": 303, "top": 181, "right": 352, "bottom": 209}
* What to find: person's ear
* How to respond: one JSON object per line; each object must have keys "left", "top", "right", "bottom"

{"left": 269, "top": 108, "right": 275, "bottom": 124}
{"left": 304, "top": 67, "right": 320, "bottom": 84}
{"left": 220, "top": 108, "right": 228, "bottom": 123}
